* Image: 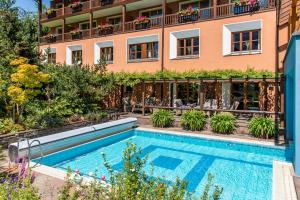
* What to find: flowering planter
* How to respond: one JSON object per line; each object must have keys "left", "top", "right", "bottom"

{"left": 98, "top": 26, "right": 113, "bottom": 36}
{"left": 71, "top": 32, "right": 82, "bottom": 40}
{"left": 233, "top": 3, "right": 260, "bottom": 14}
{"left": 46, "top": 35, "right": 57, "bottom": 43}
{"left": 135, "top": 22, "right": 150, "bottom": 30}
{"left": 47, "top": 11, "right": 56, "bottom": 19}
{"left": 178, "top": 13, "right": 198, "bottom": 23}
{"left": 70, "top": 4, "right": 83, "bottom": 13}
{"left": 100, "top": 0, "right": 113, "bottom": 6}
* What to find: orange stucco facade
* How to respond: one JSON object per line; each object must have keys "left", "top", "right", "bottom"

{"left": 40, "top": 10, "right": 277, "bottom": 73}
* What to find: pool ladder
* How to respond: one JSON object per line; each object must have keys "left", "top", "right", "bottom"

{"left": 17, "top": 137, "right": 44, "bottom": 168}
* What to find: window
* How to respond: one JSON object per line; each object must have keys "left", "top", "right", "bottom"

{"left": 141, "top": 8, "right": 162, "bottom": 18}
{"left": 72, "top": 50, "right": 82, "bottom": 65}
{"left": 56, "top": 27, "right": 62, "bottom": 35}
{"left": 177, "top": 37, "right": 199, "bottom": 57}
{"left": 79, "top": 22, "right": 89, "bottom": 30}
{"left": 108, "top": 17, "right": 121, "bottom": 25}
{"left": 48, "top": 53, "right": 56, "bottom": 64}
{"left": 180, "top": 1, "right": 199, "bottom": 10}
{"left": 129, "top": 42, "right": 158, "bottom": 61}
{"left": 231, "top": 30, "right": 261, "bottom": 53}
{"left": 100, "top": 47, "right": 113, "bottom": 62}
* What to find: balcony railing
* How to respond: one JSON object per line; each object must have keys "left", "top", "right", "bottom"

{"left": 41, "top": 8, "right": 63, "bottom": 20}
{"left": 40, "top": 34, "right": 63, "bottom": 44}
{"left": 91, "top": 0, "right": 125, "bottom": 8}
{"left": 40, "top": 1, "right": 275, "bottom": 45}
{"left": 64, "top": 1, "right": 91, "bottom": 15}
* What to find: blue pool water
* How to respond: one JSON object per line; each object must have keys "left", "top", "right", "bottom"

{"left": 35, "top": 129, "right": 292, "bottom": 200}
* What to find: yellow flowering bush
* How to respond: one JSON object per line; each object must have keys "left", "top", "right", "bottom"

{"left": 7, "top": 86, "right": 26, "bottom": 105}
{"left": 9, "top": 57, "right": 28, "bottom": 66}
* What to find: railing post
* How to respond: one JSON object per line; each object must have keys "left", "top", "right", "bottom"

{"left": 213, "top": 0, "right": 217, "bottom": 18}
{"left": 122, "top": 5, "right": 126, "bottom": 32}
{"left": 199, "top": 79, "right": 204, "bottom": 110}
{"left": 62, "top": 18, "right": 66, "bottom": 42}
{"left": 243, "top": 76, "right": 249, "bottom": 110}
{"left": 263, "top": 75, "right": 268, "bottom": 112}
{"left": 89, "top": 12, "right": 93, "bottom": 38}
{"left": 62, "top": 0, "right": 65, "bottom": 15}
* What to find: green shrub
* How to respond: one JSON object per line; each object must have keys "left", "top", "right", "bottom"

{"left": 249, "top": 117, "right": 275, "bottom": 138}
{"left": 151, "top": 109, "right": 174, "bottom": 128}
{"left": 84, "top": 111, "right": 108, "bottom": 121}
{"left": 210, "top": 112, "right": 236, "bottom": 134}
{"left": 0, "top": 118, "right": 25, "bottom": 134}
{"left": 181, "top": 110, "right": 206, "bottom": 131}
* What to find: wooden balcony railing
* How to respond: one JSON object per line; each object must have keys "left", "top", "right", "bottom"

{"left": 40, "top": 34, "right": 63, "bottom": 45}
{"left": 41, "top": 8, "right": 63, "bottom": 20}
{"left": 40, "top": 1, "right": 275, "bottom": 45}
{"left": 64, "top": 1, "right": 90, "bottom": 15}
{"left": 91, "top": 0, "right": 125, "bottom": 8}
{"left": 64, "top": 30, "right": 90, "bottom": 41}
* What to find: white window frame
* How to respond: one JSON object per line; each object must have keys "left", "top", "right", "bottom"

{"left": 223, "top": 19, "right": 263, "bottom": 56}
{"left": 66, "top": 45, "right": 82, "bottom": 65}
{"left": 94, "top": 41, "right": 114, "bottom": 64}
{"left": 42, "top": 48, "right": 56, "bottom": 63}
{"left": 55, "top": 27, "right": 62, "bottom": 35}
{"left": 169, "top": 28, "right": 200, "bottom": 59}
{"left": 126, "top": 34, "right": 159, "bottom": 63}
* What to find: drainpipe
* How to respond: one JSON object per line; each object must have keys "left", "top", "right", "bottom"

{"left": 275, "top": 0, "right": 281, "bottom": 144}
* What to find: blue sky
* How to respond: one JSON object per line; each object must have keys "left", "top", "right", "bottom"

{"left": 15, "top": 0, "right": 50, "bottom": 12}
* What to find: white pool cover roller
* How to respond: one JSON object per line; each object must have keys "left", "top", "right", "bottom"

{"left": 8, "top": 118, "right": 137, "bottom": 162}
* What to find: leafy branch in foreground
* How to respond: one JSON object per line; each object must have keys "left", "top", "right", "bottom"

{"left": 58, "top": 143, "right": 223, "bottom": 200}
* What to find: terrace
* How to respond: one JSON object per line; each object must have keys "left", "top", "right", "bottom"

{"left": 40, "top": 0, "right": 276, "bottom": 45}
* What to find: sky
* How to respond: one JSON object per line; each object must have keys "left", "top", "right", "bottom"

{"left": 15, "top": 0, "right": 50, "bottom": 12}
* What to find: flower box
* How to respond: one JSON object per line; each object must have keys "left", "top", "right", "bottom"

{"left": 46, "top": 34, "right": 57, "bottom": 43}
{"left": 177, "top": 7, "right": 199, "bottom": 23}
{"left": 233, "top": 3, "right": 260, "bottom": 14}
{"left": 70, "top": 31, "right": 82, "bottom": 40}
{"left": 134, "top": 16, "right": 151, "bottom": 30}
{"left": 100, "top": 0, "right": 114, "bottom": 6}
{"left": 69, "top": 2, "right": 83, "bottom": 13}
{"left": 97, "top": 25, "right": 114, "bottom": 36}
{"left": 46, "top": 9, "right": 56, "bottom": 19}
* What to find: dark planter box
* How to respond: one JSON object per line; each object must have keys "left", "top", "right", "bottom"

{"left": 178, "top": 13, "right": 198, "bottom": 23}
{"left": 233, "top": 4, "right": 260, "bottom": 14}
{"left": 72, "top": 5, "right": 83, "bottom": 13}
{"left": 47, "top": 11, "right": 56, "bottom": 19}
{"left": 101, "top": 0, "right": 113, "bottom": 6}
{"left": 71, "top": 32, "right": 82, "bottom": 40}
{"left": 135, "top": 22, "right": 150, "bottom": 30}
{"left": 98, "top": 27, "right": 114, "bottom": 36}
{"left": 46, "top": 36, "right": 57, "bottom": 43}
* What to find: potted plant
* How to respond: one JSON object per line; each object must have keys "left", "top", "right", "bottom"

{"left": 133, "top": 16, "right": 150, "bottom": 30}
{"left": 100, "top": 0, "right": 114, "bottom": 6}
{"left": 233, "top": 0, "right": 260, "bottom": 14}
{"left": 46, "top": 8, "right": 56, "bottom": 19}
{"left": 46, "top": 33, "right": 57, "bottom": 43}
{"left": 177, "top": 6, "right": 199, "bottom": 23}
{"left": 97, "top": 23, "right": 113, "bottom": 36}
{"left": 69, "top": 1, "right": 83, "bottom": 13}
{"left": 70, "top": 27, "right": 82, "bottom": 40}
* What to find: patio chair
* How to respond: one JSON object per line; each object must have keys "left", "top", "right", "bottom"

{"left": 145, "top": 97, "right": 156, "bottom": 113}
{"left": 122, "top": 97, "right": 131, "bottom": 113}
{"left": 229, "top": 101, "right": 240, "bottom": 110}
{"left": 174, "top": 99, "right": 191, "bottom": 115}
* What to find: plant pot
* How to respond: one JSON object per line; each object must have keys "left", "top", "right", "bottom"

{"left": 100, "top": 0, "right": 113, "bottom": 6}
{"left": 46, "top": 36, "right": 57, "bottom": 43}
{"left": 233, "top": 4, "right": 260, "bottom": 14}
{"left": 47, "top": 11, "right": 56, "bottom": 19}
{"left": 98, "top": 26, "right": 113, "bottom": 36}
{"left": 71, "top": 32, "right": 82, "bottom": 40}
{"left": 178, "top": 13, "right": 198, "bottom": 23}
{"left": 71, "top": 4, "right": 83, "bottom": 13}
{"left": 135, "top": 22, "right": 150, "bottom": 30}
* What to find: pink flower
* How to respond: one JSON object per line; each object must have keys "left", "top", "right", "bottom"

{"left": 101, "top": 175, "right": 106, "bottom": 182}
{"left": 248, "top": 0, "right": 257, "bottom": 5}
{"left": 75, "top": 169, "right": 80, "bottom": 174}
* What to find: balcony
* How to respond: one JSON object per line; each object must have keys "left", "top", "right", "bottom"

{"left": 40, "top": 1, "right": 275, "bottom": 45}
{"left": 40, "top": 34, "right": 63, "bottom": 44}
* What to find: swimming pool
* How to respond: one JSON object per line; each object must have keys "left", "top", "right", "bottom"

{"left": 34, "top": 128, "right": 292, "bottom": 200}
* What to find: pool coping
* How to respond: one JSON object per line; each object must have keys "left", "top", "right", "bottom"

{"left": 29, "top": 127, "right": 296, "bottom": 199}
{"left": 135, "top": 127, "right": 286, "bottom": 149}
